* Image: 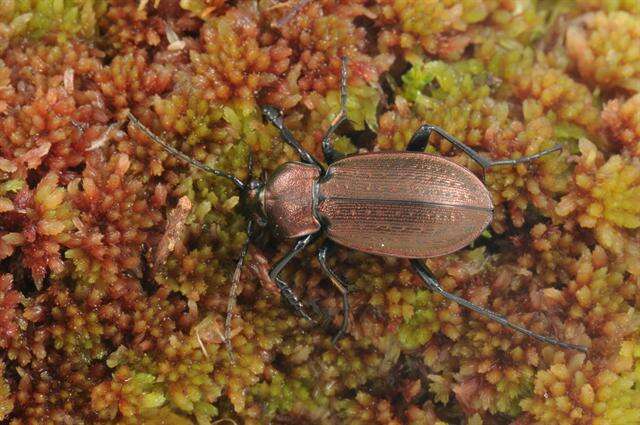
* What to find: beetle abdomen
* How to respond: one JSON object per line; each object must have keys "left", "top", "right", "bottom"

{"left": 317, "top": 152, "right": 493, "bottom": 258}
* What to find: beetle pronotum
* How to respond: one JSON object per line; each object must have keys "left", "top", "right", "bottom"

{"left": 128, "top": 58, "right": 587, "bottom": 353}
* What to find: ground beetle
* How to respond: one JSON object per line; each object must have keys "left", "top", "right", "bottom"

{"left": 128, "top": 58, "right": 587, "bottom": 353}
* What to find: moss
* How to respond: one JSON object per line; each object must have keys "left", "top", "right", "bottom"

{"left": 576, "top": 0, "right": 640, "bottom": 13}
{"left": 2, "top": 0, "right": 640, "bottom": 423}
{"left": 0, "top": 274, "right": 20, "bottom": 350}
{"left": 378, "top": 0, "right": 499, "bottom": 60}
{"left": 0, "top": 0, "right": 105, "bottom": 48}
{"left": 521, "top": 341, "right": 640, "bottom": 424}
{"left": 179, "top": 0, "right": 226, "bottom": 19}
{"left": 399, "top": 59, "right": 509, "bottom": 159}
{"left": 566, "top": 11, "right": 640, "bottom": 91}
{"left": 555, "top": 139, "right": 640, "bottom": 274}
{"left": 395, "top": 289, "right": 439, "bottom": 351}
{"left": 602, "top": 93, "right": 640, "bottom": 157}
{"left": 0, "top": 360, "right": 12, "bottom": 421}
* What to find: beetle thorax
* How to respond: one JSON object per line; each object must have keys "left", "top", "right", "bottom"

{"left": 262, "top": 162, "right": 321, "bottom": 239}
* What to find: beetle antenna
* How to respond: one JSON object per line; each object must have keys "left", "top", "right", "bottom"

{"left": 127, "top": 112, "right": 245, "bottom": 191}
{"left": 411, "top": 259, "right": 588, "bottom": 352}
{"left": 246, "top": 150, "right": 254, "bottom": 183}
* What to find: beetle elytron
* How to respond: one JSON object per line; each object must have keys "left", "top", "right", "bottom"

{"left": 128, "top": 58, "right": 587, "bottom": 353}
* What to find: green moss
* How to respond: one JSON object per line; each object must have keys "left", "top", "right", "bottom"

{"left": 601, "top": 342, "right": 640, "bottom": 424}
{"left": 0, "top": 178, "right": 25, "bottom": 194}
{"left": 397, "top": 289, "right": 439, "bottom": 350}
{"left": 249, "top": 371, "right": 298, "bottom": 418}
{"left": 101, "top": 337, "right": 221, "bottom": 423}
{"left": 400, "top": 58, "right": 511, "bottom": 153}
{"left": 402, "top": 59, "right": 487, "bottom": 103}
{"left": 0, "top": 0, "right": 105, "bottom": 41}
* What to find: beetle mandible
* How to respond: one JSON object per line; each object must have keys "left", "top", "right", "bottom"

{"left": 127, "top": 58, "right": 587, "bottom": 353}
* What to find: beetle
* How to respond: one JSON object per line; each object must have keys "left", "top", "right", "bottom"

{"left": 127, "top": 58, "right": 587, "bottom": 353}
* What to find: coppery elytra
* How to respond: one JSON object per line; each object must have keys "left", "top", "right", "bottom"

{"left": 127, "top": 58, "right": 587, "bottom": 353}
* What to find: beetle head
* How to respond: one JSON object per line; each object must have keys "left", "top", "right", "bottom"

{"left": 243, "top": 178, "right": 267, "bottom": 227}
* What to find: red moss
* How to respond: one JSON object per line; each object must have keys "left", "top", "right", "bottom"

{"left": 602, "top": 94, "right": 640, "bottom": 157}
{"left": 65, "top": 151, "right": 161, "bottom": 285}
{"left": 0, "top": 274, "right": 20, "bottom": 349}
{"left": 187, "top": 4, "right": 293, "bottom": 102}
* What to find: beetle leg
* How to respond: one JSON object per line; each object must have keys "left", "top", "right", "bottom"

{"left": 410, "top": 259, "right": 588, "bottom": 352}
{"left": 407, "top": 125, "right": 495, "bottom": 167}
{"left": 269, "top": 233, "right": 320, "bottom": 320}
{"left": 261, "top": 105, "right": 323, "bottom": 169}
{"left": 406, "top": 124, "right": 562, "bottom": 172}
{"left": 317, "top": 240, "right": 350, "bottom": 344}
{"left": 224, "top": 220, "right": 254, "bottom": 362}
{"left": 321, "top": 57, "right": 349, "bottom": 165}
{"left": 406, "top": 124, "right": 432, "bottom": 152}
{"left": 484, "top": 145, "right": 563, "bottom": 168}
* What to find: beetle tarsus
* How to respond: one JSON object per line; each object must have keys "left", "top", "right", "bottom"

{"left": 487, "top": 144, "right": 563, "bottom": 168}
{"left": 406, "top": 124, "right": 563, "bottom": 175}
{"left": 269, "top": 233, "right": 320, "bottom": 320}
{"left": 279, "top": 283, "right": 312, "bottom": 320}
{"left": 261, "top": 105, "right": 284, "bottom": 127}
{"left": 317, "top": 240, "right": 350, "bottom": 343}
{"left": 224, "top": 220, "right": 254, "bottom": 362}
{"left": 322, "top": 57, "right": 349, "bottom": 165}
{"left": 410, "top": 259, "right": 588, "bottom": 353}
{"left": 262, "top": 105, "right": 323, "bottom": 169}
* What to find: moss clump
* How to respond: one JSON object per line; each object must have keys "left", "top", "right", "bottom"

{"left": 566, "top": 11, "right": 640, "bottom": 91}
{"left": 378, "top": 0, "right": 499, "bottom": 60}
{"left": 0, "top": 360, "right": 12, "bottom": 421}
{"left": 2, "top": 0, "right": 640, "bottom": 423}
{"left": 576, "top": 0, "right": 640, "bottom": 14}
{"left": 555, "top": 138, "right": 640, "bottom": 275}
{"left": 521, "top": 342, "right": 640, "bottom": 424}
{"left": 0, "top": 0, "right": 105, "bottom": 48}
{"left": 602, "top": 93, "right": 640, "bottom": 157}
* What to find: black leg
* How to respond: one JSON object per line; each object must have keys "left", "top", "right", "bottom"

{"left": 224, "top": 220, "right": 254, "bottom": 362}
{"left": 410, "top": 259, "right": 587, "bottom": 352}
{"left": 246, "top": 149, "right": 254, "bottom": 178}
{"left": 269, "top": 233, "right": 320, "bottom": 320}
{"left": 321, "top": 57, "right": 349, "bottom": 165}
{"left": 406, "top": 124, "right": 432, "bottom": 152}
{"left": 317, "top": 240, "right": 350, "bottom": 343}
{"left": 261, "top": 105, "right": 323, "bottom": 169}
{"left": 406, "top": 124, "right": 562, "bottom": 170}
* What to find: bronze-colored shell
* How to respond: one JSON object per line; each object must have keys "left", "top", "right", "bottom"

{"left": 317, "top": 152, "right": 493, "bottom": 258}
{"left": 263, "top": 162, "right": 321, "bottom": 239}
